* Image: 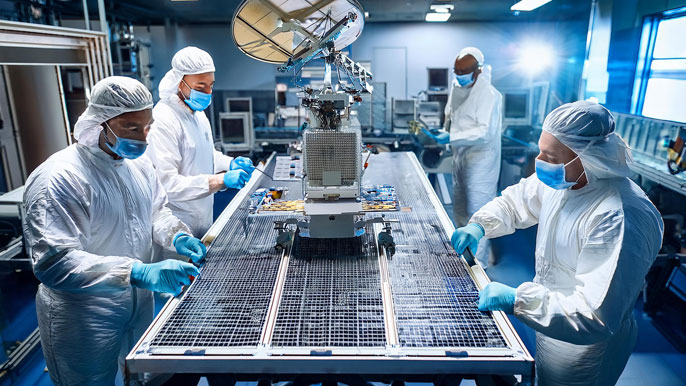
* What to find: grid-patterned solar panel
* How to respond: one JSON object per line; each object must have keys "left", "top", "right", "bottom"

{"left": 369, "top": 155, "right": 508, "bottom": 349}
{"left": 147, "top": 152, "right": 508, "bottom": 352}
{"left": 386, "top": 213, "right": 507, "bottom": 348}
{"left": 271, "top": 230, "right": 386, "bottom": 347}
{"left": 150, "top": 215, "right": 281, "bottom": 347}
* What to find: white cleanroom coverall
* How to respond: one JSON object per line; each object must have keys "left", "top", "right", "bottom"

{"left": 445, "top": 65, "right": 502, "bottom": 266}
{"left": 471, "top": 101, "right": 663, "bottom": 386}
{"left": 146, "top": 94, "right": 232, "bottom": 237}
{"left": 24, "top": 144, "right": 191, "bottom": 385}
{"left": 146, "top": 46, "right": 233, "bottom": 238}
{"left": 24, "top": 76, "right": 191, "bottom": 385}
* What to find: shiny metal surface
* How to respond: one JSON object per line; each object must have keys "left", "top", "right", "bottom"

{"left": 232, "top": 0, "right": 365, "bottom": 64}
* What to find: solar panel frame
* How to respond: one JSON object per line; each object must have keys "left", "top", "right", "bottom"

{"left": 127, "top": 152, "right": 533, "bottom": 380}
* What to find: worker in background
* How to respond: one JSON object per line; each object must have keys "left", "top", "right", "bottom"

{"left": 23, "top": 76, "right": 207, "bottom": 385}
{"left": 146, "top": 46, "right": 255, "bottom": 243}
{"left": 451, "top": 101, "right": 664, "bottom": 386}
{"left": 423, "top": 47, "right": 502, "bottom": 267}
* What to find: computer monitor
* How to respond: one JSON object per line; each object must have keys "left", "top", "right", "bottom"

{"left": 504, "top": 93, "right": 528, "bottom": 118}
{"left": 427, "top": 68, "right": 449, "bottom": 91}
{"left": 219, "top": 112, "right": 252, "bottom": 152}
{"left": 502, "top": 89, "right": 531, "bottom": 126}
{"left": 225, "top": 97, "right": 252, "bottom": 114}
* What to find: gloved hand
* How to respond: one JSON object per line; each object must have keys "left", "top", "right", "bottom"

{"left": 230, "top": 156, "right": 255, "bottom": 174}
{"left": 421, "top": 128, "right": 450, "bottom": 145}
{"left": 223, "top": 170, "right": 249, "bottom": 189}
{"left": 130, "top": 260, "right": 200, "bottom": 296}
{"left": 451, "top": 223, "right": 485, "bottom": 254}
{"left": 478, "top": 282, "right": 516, "bottom": 314}
{"left": 173, "top": 233, "right": 207, "bottom": 265}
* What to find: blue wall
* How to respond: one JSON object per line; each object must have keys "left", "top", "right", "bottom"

{"left": 136, "top": 19, "right": 589, "bottom": 107}
{"left": 134, "top": 24, "right": 280, "bottom": 99}
{"left": 350, "top": 21, "right": 588, "bottom": 104}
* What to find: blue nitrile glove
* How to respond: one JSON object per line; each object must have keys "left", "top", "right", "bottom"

{"left": 130, "top": 260, "right": 199, "bottom": 296}
{"left": 223, "top": 169, "right": 249, "bottom": 189}
{"left": 451, "top": 223, "right": 485, "bottom": 254}
{"left": 230, "top": 156, "right": 255, "bottom": 174}
{"left": 478, "top": 282, "right": 517, "bottom": 314}
{"left": 173, "top": 233, "right": 207, "bottom": 265}
{"left": 421, "top": 128, "right": 450, "bottom": 145}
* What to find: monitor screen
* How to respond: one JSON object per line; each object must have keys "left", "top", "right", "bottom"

{"left": 504, "top": 93, "right": 528, "bottom": 119}
{"left": 221, "top": 117, "right": 246, "bottom": 143}
{"left": 228, "top": 99, "right": 251, "bottom": 113}
{"left": 428, "top": 68, "right": 449, "bottom": 89}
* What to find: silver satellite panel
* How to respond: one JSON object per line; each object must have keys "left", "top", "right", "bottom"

{"left": 232, "top": 0, "right": 365, "bottom": 64}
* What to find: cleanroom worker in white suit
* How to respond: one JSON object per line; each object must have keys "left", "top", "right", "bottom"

{"left": 423, "top": 46, "right": 503, "bottom": 267}
{"left": 23, "top": 76, "right": 206, "bottom": 385}
{"left": 451, "top": 101, "right": 664, "bottom": 386}
{"left": 146, "top": 46, "right": 255, "bottom": 240}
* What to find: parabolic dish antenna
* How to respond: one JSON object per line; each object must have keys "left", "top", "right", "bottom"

{"left": 232, "top": 0, "right": 365, "bottom": 65}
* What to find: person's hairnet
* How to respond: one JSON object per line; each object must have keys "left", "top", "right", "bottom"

{"left": 543, "top": 100, "right": 633, "bottom": 180}
{"left": 73, "top": 76, "right": 153, "bottom": 147}
{"left": 158, "top": 46, "right": 215, "bottom": 100}
{"left": 458, "top": 47, "right": 484, "bottom": 66}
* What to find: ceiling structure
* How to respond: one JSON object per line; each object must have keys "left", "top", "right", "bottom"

{"left": 82, "top": 0, "right": 592, "bottom": 26}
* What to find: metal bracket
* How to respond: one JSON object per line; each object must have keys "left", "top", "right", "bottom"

{"left": 366, "top": 216, "right": 397, "bottom": 257}
{"left": 274, "top": 218, "right": 298, "bottom": 251}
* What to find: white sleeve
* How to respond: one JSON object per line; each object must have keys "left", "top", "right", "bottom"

{"left": 451, "top": 88, "right": 499, "bottom": 145}
{"left": 24, "top": 176, "right": 134, "bottom": 293}
{"left": 444, "top": 86, "right": 454, "bottom": 131}
{"left": 513, "top": 208, "right": 652, "bottom": 344}
{"left": 470, "top": 175, "right": 543, "bottom": 238}
{"left": 147, "top": 116, "right": 212, "bottom": 202}
{"left": 149, "top": 168, "right": 193, "bottom": 245}
{"left": 213, "top": 149, "right": 233, "bottom": 173}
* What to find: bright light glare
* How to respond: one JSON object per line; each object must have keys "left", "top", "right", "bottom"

{"left": 511, "top": 0, "right": 553, "bottom": 11}
{"left": 425, "top": 12, "right": 451, "bottom": 22}
{"left": 518, "top": 43, "right": 556, "bottom": 75}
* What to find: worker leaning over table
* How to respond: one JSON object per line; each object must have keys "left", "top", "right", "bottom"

{"left": 22, "top": 76, "right": 207, "bottom": 385}
{"left": 452, "top": 101, "right": 664, "bottom": 386}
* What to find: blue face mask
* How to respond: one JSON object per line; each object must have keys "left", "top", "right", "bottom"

{"left": 455, "top": 72, "right": 475, "bottom": 87}
{"left": 103, "top": 122, "right": 147, "bottom": 160}
{"left": 181, "top": 79, "right": 212, "bottom": 111}
{"left": 535, "top": 156, "right": 585, "bottom": 190}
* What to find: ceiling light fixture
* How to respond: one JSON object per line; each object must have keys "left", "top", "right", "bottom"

{"left": 510, "top": 0, "right": 552, "bottom": 12}
{"left": 425, "top": 12, "right": 451, "bottom": 22}
{"left": 430, "top": 4, "right": 454, "bottom": 13}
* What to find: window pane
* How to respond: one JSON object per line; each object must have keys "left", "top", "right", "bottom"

{"left": 653, "top": 16, "right": 686, "bottom": 58}
{"left": 650, "top": 58, "right": 686, "bottom": 71}
{"left": 642, "top": 78, "right": 686, "bottom": 122}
